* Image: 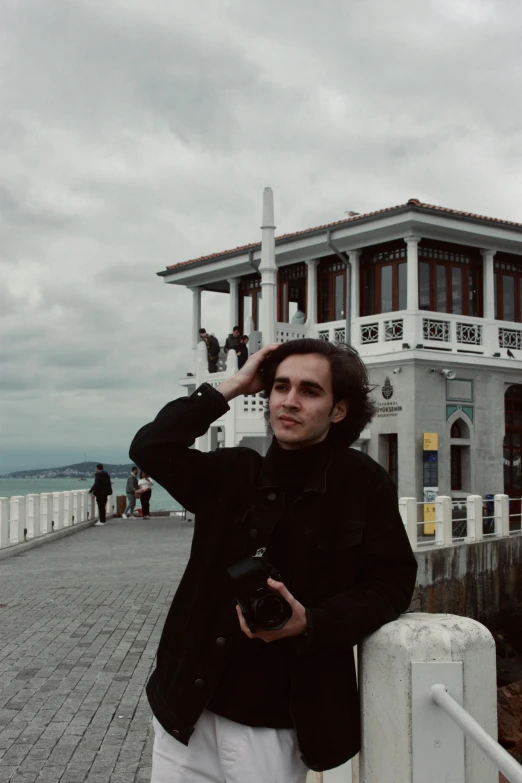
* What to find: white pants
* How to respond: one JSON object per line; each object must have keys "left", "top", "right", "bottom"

{"left": 151, "top": 712, "right": 309, "bottom": 783}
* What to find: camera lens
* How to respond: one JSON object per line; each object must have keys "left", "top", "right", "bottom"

{"left": 255, "top": 595, "right": 285, "bottom": 628}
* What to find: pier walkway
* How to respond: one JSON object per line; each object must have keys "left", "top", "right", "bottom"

{"left": 0, "top": 515, "right": 192, "bottom": 783}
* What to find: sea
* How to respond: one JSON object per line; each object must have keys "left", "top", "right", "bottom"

{"left": 0, "top": 477, "right": 182, "bottom": 513}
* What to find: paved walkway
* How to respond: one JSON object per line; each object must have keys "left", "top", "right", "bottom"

{"left": 0, "top": 515, "right": 193, "bottom": 783}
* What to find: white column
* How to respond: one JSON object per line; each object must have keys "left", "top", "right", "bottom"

{"left": 190, "top": 286, "right": 202, "bottom": 348}
{"left": 359, "top": 614, "right": 497, "bottom": 783}
{"left": 9, "top": 496, "right": 26, "bottom": 544}
{"left": 305, "top": 259, "right": 318, "bottom": 327}
{"left": 0, "top": 497, "right": 9, "bottom": 548}
{"left": 227, "top": 278, "right": 239, "bottom": 331}
{"left": 435, "top": 495, "right": 453, "bottom": 547}
{"left": 258, "top": 187, "right": 277, "bottom": 346}
{"left": 405, "top": 236, "right": 421, "bottom": 346}
{"left": 346, "top": 249, "right": 361, "bottom": 347}
{"left": 481, "top": 249, "right": 496, "bottom": 320}
{"left": 79, "top": 491, "right": 87, "bottom": 522}
{"left": 398, "top": 496, "right": 418, "bottom": 551}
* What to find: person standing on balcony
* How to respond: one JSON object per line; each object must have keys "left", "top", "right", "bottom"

{"left": 123, "top": 466, "right": 139, "bottom": 518}
{"left": 199, "top": 328, "right": 221, "bottom": 373}
{"left": 89, "top": 463, "right": 112, "bottom": 526}
{"left": 224, "top": 325, "right": 241, "bottom": 354}
{"left": 130, "top": 338, "right": 417, "bottom": 782}
{"left": 237, "top": 335, "right": 249, "bottom": 369}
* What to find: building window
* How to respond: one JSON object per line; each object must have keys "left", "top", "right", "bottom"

{"left": 278, "top": 263, "right": 307, "bottom": 323}
{"left": 318, "top": 259, "right": 346, "bottom": 323}
{"left": 360, "top": 242, "right": 407, "bottom": 316}
{"left": 450, "top": 446, "right": 462, "bottom": 490}
{"left": 504, "top": 384, "right": 522, "bottom": 495}
{"left": 388, "top": 434, "right": 398, "bottom": 486}
{"left": 239, "top": 274, "right": 261, "bottom": 331}
{"left": 450, "top": 421, "right": 462, "bottom": 438}
{"left": 495, "top": 254, "right": 522, "bottom": 322}
{"left": 418, "top": 240, "right": 482, "bottom": 316}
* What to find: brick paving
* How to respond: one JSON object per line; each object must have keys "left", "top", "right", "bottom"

{"left": 0, "top": 515, "right": 193, "bottom": 783}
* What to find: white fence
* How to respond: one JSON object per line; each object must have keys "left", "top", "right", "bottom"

{"left": 0, "top": 489, "right": 114, "bottom": 551}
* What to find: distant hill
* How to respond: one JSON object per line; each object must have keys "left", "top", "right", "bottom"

{"left": 3, "top": 461, "right": 135, "bottom": 479}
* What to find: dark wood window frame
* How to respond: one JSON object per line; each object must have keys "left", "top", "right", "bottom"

{"left": 318, "top": 259, "right": 347, "bottom": 323}
{"left": 360, "top": 245, "right": 407, "bottom": 317}
{"left": 450, "top": 445, "right": 463, "bottom": 491}
{"left": 418, "top": 243, "right": 483, "bottom": 317}
{"left": 277, "top": 263, "right": 307, "bottom": 323}
{"left": 495, "top": 255, "right": 522, "bottom": 323}
{"left": 239, "top": 274, "right": 261, "bottom": 332}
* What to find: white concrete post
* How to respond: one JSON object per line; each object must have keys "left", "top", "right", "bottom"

{"left": 399, "top": 497, "right": 418, "bottom": 551}
{"left": 481, "top": 250, "right": 496, "bottom": 321}
{"left": 259, "top": 187, "right": 277, "bottom": 347}
{"left": 466, "top": 495, "right": 484, "bottom": 542}
{"left": 195, "top": 340, "right": 208, "bottom": 387}
{"left": 72, "top": 491, "right": 79, "bottom": 525}
{"left": 40, "top": 493, "right": 51, "bottom": 535}
{"left": 435, "top": 495, "right": 452, "bottom": 547}
{"left": 494, "top": 493, "right": 509, "bottom": 537}
{"left": 52, "top": 492, "right": 64, "bottom": 531}
{"left": 79, "top": 491, "right": 87, "bottom": 522}
{"left": 227, "top": 278, "right": 239, "bottom": 331}
{"left": 9, "top": 496, "right": 26, "bottom": 544}
{"left": 359, "top": 613, "right": 497, "bottom": 783}
{"left": 347, "top": 249, "right": 361, "bottom": 347}
{"left": 63, "top": 491, "right": 72, "bottom": 528}
{"left": 26, "top": 494, "right": 41, "bottom": 539}
{"left": 106, "top": 495, "right": 114, "bottom": 517}
{"left": 88, "top": 493, "right": 96, "bottom": 521}
{"left": 0, "top": 498, "right": 9, "bottom": 548}
{"left": 226, "top": 346, "right": 238, "bottom": 375}
{"left": 405, "top": 236, "right": 421, "bottom": 346}
{"left": 305, "top": 258, "right": 318, "bottom": 328}
{"left": 190, "top": 286, "right": 202, "bottom": 348}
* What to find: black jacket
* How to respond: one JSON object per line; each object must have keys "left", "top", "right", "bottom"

{"left": 90, "top": 470, "right": 112, "bottom": 496}
{"left": 129, "top": 383, "right": 417, "bottom": 772}
{"left": 224, "top": 333, "right": 241, "bottom": 353}
{"left": 206, "top": 335, "right": 220, "bottom": 362}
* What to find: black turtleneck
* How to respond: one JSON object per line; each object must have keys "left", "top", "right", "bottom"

{"left": 207, "top": 437, "right": 331, "bottom": 730}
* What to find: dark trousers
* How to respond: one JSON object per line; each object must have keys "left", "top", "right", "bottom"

{"left": 141, "top": 490, "right": 151, "bottom": 517}
{"left": 96, "top": 495, "right": 108, "bottom": 522}
{"left": 208, "top": 359, "right": 218, "bottom": 373}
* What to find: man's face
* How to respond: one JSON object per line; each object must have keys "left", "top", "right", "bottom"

{"left": 200, "top": 332, "right": 208, "bottom": 340}
{"left": 233, "top": 329, "right": 240, "bottom": 337}
{"left": 269, "top": 353, "right": 347, "bottom": 450}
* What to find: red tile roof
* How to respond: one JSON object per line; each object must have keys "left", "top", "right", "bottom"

{"left": 165, "top": 199, "right": 522, "bottom": 272}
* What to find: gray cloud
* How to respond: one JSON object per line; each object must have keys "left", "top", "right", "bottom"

{"left": 1, "top": 0, "right": 521, "bottom": 471}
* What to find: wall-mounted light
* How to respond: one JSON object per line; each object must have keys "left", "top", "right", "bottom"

{"left": 392, "top": 367, "right": 402, "bottom": 374}
{"left": 429, "top": 368, "right": 456, "bottom": 379}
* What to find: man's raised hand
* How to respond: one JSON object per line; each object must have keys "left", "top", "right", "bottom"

{"left": 217, "top": 343, "right": 279, "bottom": 401}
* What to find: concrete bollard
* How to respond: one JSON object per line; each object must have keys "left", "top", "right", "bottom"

{"left": 0, "top": 497, "right": 9, "bottom": 548}
{"left": 40, "top": 494, "right": 51, "bottom": 535}
{"left": 106, "top": 495, "right": 114, "bottom": 517}
{"left": 466, "top": 495, "right": 483, "bottom": 542}
{"left": 79, "top": 491, "right": 87, "bottom": 522}
{"left": 9, "top": 496, "right": 26, "bottom": 544}
{"left": 399, "top": 497, "right": 417, "bottom": 551}
{"left": 359, "top": 613, "right": 497, "bottom": 783}
{"left": 89, "top": 493, "right": 96, "bottom": 520}
{"left": 26, "top": 494, "right": 41, "bottom": 539}
{"left": 435, "top": 495, "right": 452, "bottom": 547}
{"left": 494, "top": 493, "right": 509, "bottom": 537}
{"left": 63, "top": 491, "right": 72, "bottom": 527}
{"left": 52, "top": 492, "right": 65, "bottom": 531}
{"left": 72, "top": 491, "right": 79, "bottom": 524}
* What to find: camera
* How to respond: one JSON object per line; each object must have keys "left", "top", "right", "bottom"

{"left": 227, "top": 548, "right": 292, "bottom": 633}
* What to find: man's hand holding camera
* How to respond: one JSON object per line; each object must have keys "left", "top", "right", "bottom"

{"left": 235, "top": 578, "right": 307, "bottom": 642}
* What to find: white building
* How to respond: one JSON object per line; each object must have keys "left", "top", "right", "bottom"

{"left": 158, "top": 190, "right": 522, "bottom": 505}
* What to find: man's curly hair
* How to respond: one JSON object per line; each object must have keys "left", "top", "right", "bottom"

{"left": 262, "top": 339, "right": 376, "bottom": 447}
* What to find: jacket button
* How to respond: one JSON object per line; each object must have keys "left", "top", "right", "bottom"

{"left": 250, "top": 528, "right": 258, "bottom": 538}
{"left": 267, "top": 492, "right": 276, "bottom": 501}
{"left": 216, "top": 637, "right": 226, "bottom": 646}
{"left": 172, "top": 729, "right": 180, "bottom": 738}
{"left": 195, "top": 678, "right": 205, "bottom": 688}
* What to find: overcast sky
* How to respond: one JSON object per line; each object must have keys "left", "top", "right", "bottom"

{"left": 1, "top": 0, "right": 521, "bottom": 473}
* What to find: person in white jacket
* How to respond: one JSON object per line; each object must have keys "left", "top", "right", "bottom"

{"left": 138, "top": 471, "right": 154, "bottom": 519}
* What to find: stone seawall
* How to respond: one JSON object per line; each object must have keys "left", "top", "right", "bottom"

{"left": 410, "top": 534, "right": 522, "bottom": 624}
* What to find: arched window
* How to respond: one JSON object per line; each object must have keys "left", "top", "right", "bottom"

{"left": 504, "top": 385, "right": 522, "bottom": 494}
{"left": 450, "top": 421, "right": 462, "bottom": 438}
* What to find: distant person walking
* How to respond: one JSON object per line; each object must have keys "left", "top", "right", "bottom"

{"left": 199, "top": 328, "right": 221, "bottom": 374}
{"left": 237, "top": 335, "right": 249, "bottom": 369}
{"left": 90, "top": 464, "right": 112, "bottom": 526}
{"left": 123, "top": 466, "right": 139, "bottom": 518}
{"left": 138, "top": 471, "right": 154, "bottom": 519}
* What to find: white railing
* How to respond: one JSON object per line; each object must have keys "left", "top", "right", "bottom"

{"left": 0, "top": 489, "right": 114, "bottom": 552}
{"left": 275, "top": 322, "right": 311, "bottom": 342}
{"left": 360, "top": 613, "right": 522, "bottom": 782}
{"left": 399, "top": 492, "right": 517, "bottom": 551}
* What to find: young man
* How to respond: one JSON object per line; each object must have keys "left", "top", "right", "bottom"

{"left": 123, "top": 466, "right": 139, "bottom": 518}
{"left": 237, "top": 334, "right": 249, "bottom": 369}
{"left": 89, "top": 463, "right": 112, "bottom": 526}
{"left": 130, "top": 339, "right": 417, "bottom": 782}
{"left": 199, "top": 327, "right": 221, "bottom": 373}
{"left": 224, "top": 325, "right": 241, "bottom": 354}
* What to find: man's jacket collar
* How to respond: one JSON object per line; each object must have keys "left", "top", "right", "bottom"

{"left": 257, "top": 437, "right": 332, "bottom": 494}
